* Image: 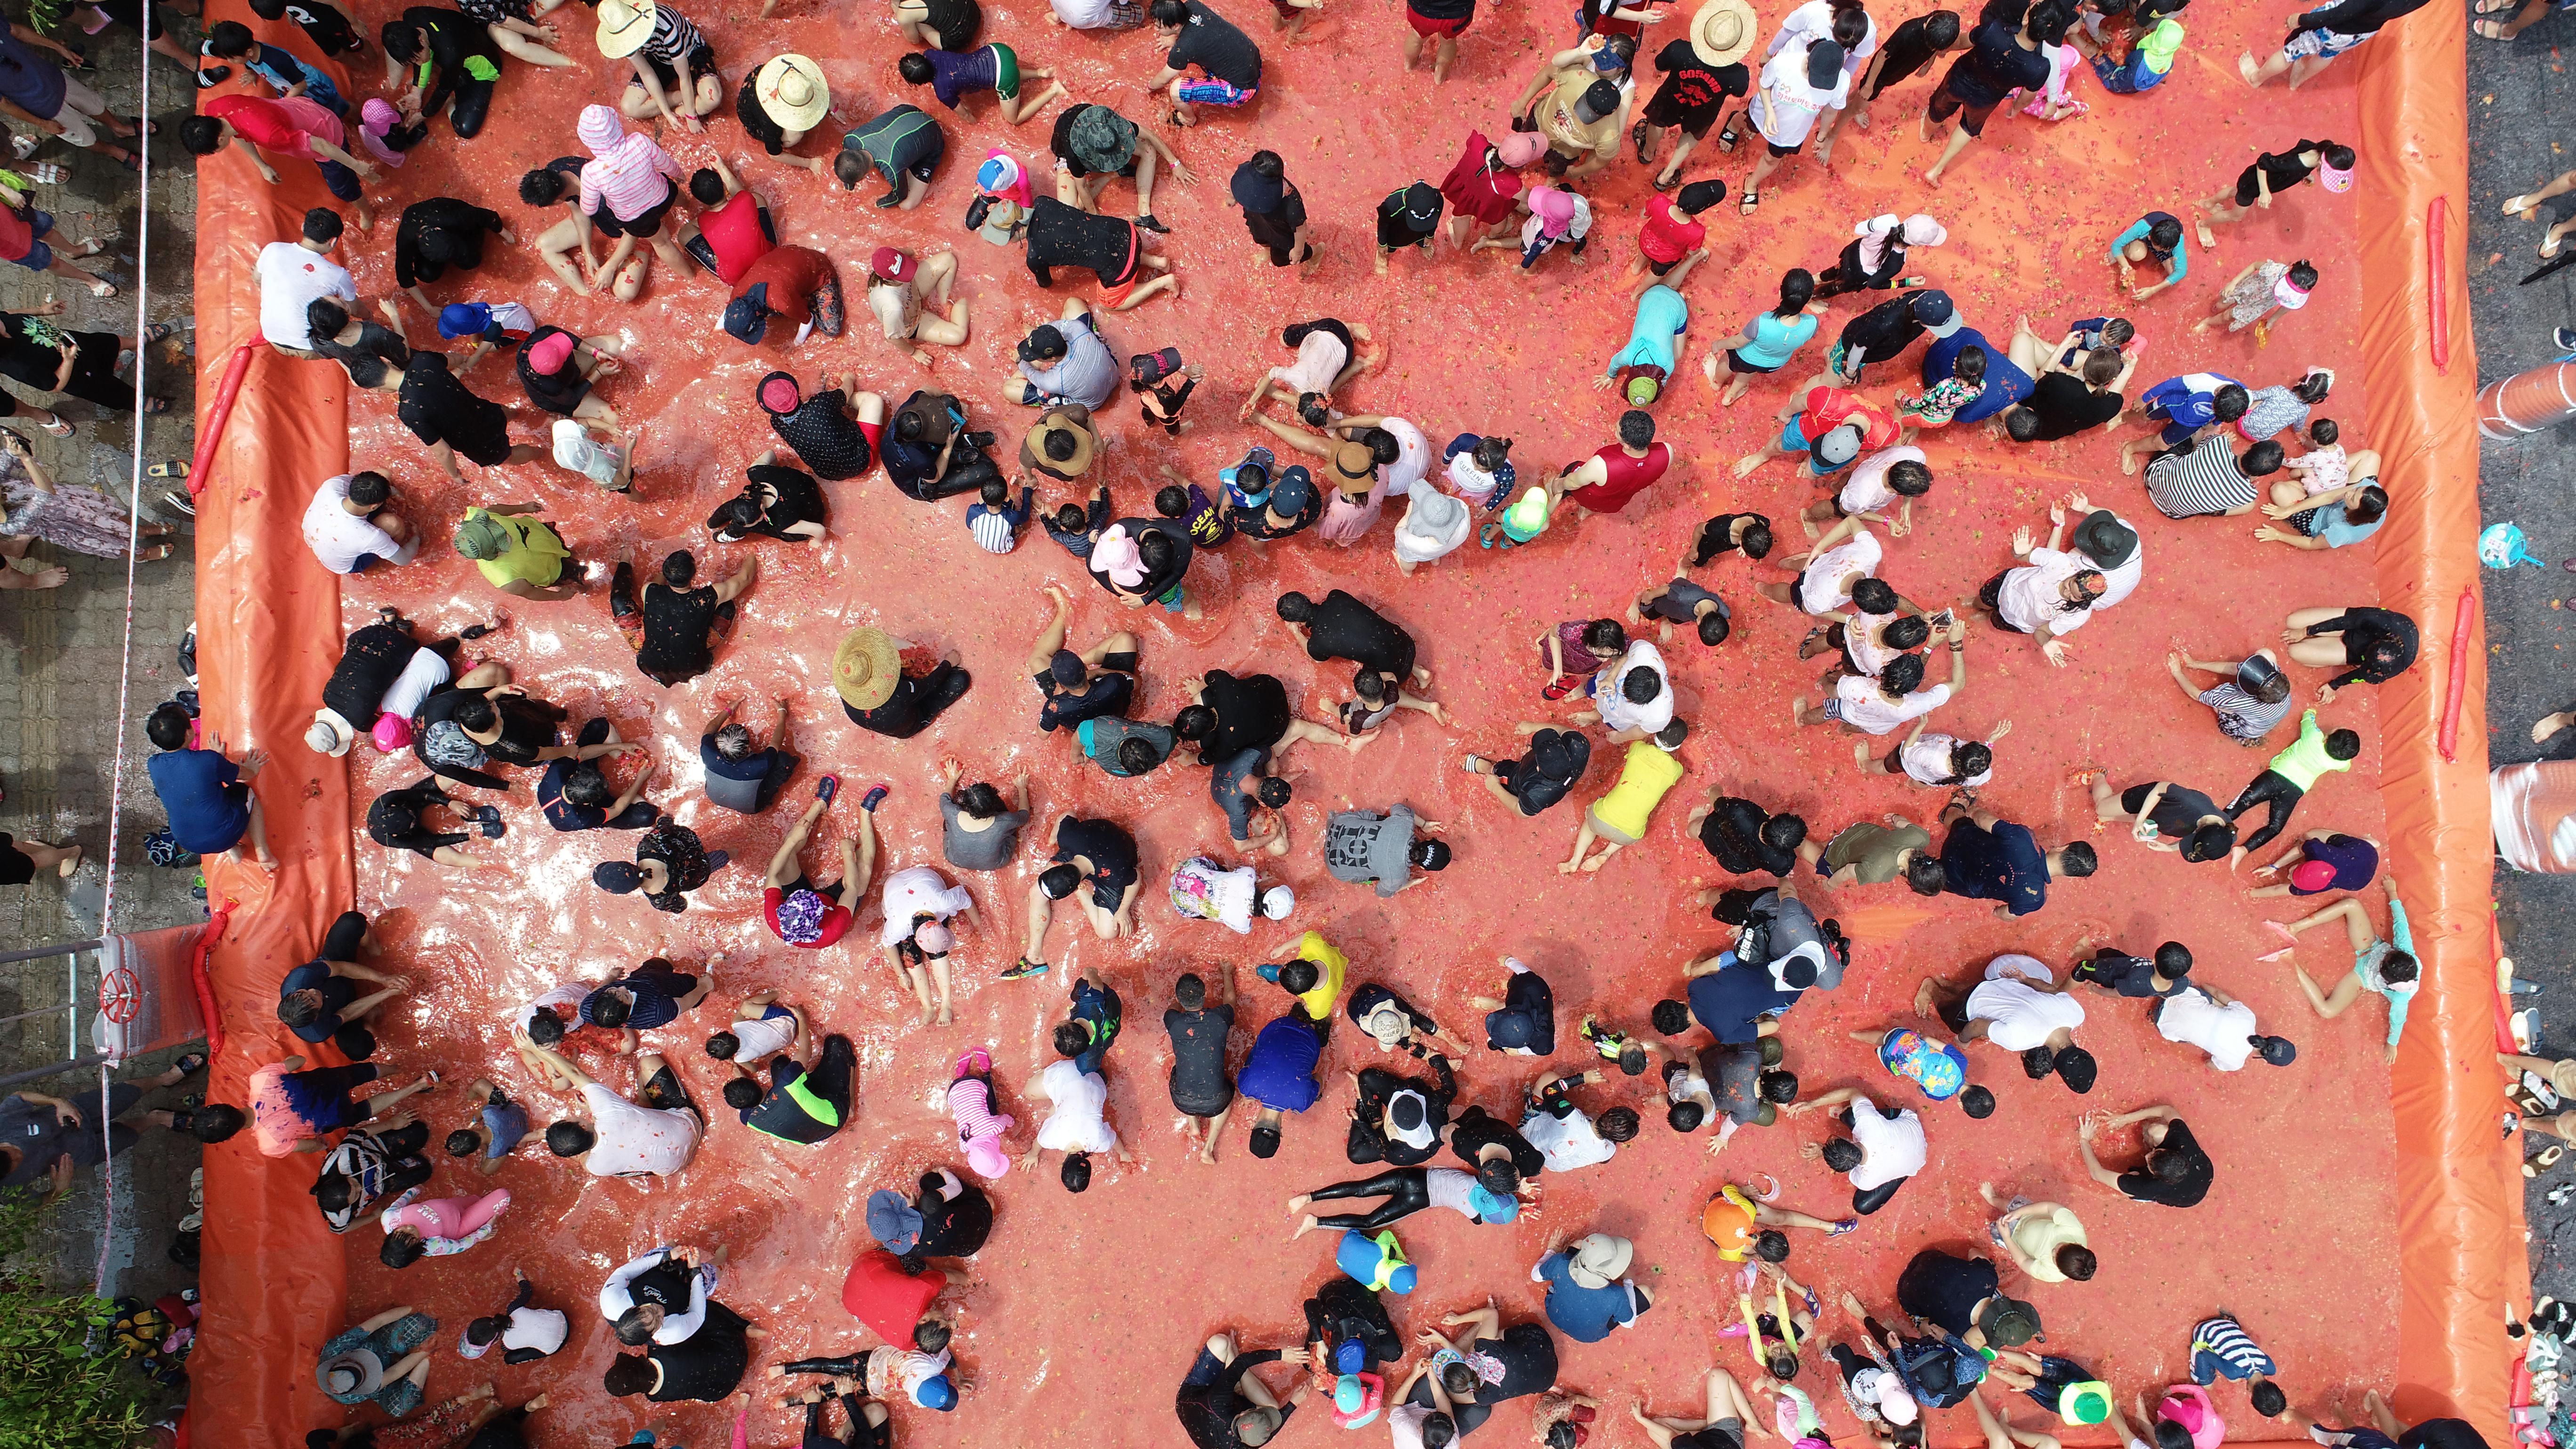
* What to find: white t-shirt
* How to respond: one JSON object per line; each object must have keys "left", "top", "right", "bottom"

{"left": 1592, "top": 640, "right": 1674, "bottom": 734}
{"left": 1753, "top": 47, "right": 1850, "bottom": 146}
{"left": 2156, "top": 986, "right": 2257, "bottom": 1071}
{"left": 381, "top": 647, "right": 452, "bottom": 722}
{"left": 1271, "top": 328, "right": 1349, "bottom": 398}
{"left": 727, "top": 1006, "right": 798, "bottom": 1061}
{"left": 1965, "top": 955, "right": 2085, "bottom": 1051}
{"left": 1424, "top": 1166, "right": 1481, "bottom": 1217}
{"left": 868, "top": 279, "right": 920, "bottom": 341}
{"left": 579, "top": 1082, "right": 701, "bottom": 1177}
{"left": 880, "top": 866, "right": 974, "bottom": 946}
{"left": 1800, "top": 529, "right": 1883, "bottom": 614}
{"left": 302, "top": 475, "right": 405, "bottom": 574}
{"left": 1377, "top": 416, "right": 1430, "bottom": 498}
{"left": 257, "top": 240, "right": 354, "bottom": 349}
{"left": 1899, "top": 733, "right": 1993, "bottom": 787}
{"left": 1170, "top": 857, "right": 1258, "bottom": 934}
{"left": 1834, "top": 673, "right": 1949, "bottom": 735}
{"left": 2084, "top": 511, "right": 2145, "bottom": 609}
{"left": 1049, "top": 0, "right": 1119, "bottom": 26}
{"left": 1845, "top": 1095, "right": 1927, "bottom": 1189}
{"left": 1839, "top": 445, "right": 1924, "bottom": 516}
{"left": 503, "top": 1306, "right": 569, "bottom": 1355}
{"left": 1387, "top": 1406, "right": 1436, "bottom": 1449}
{"left": 552, "top": 419, "right": 628, "bottom": 487}
{"left": 1521, "top": 1106, "right": 1617, "bottom": 1173}
{"left": 1035, "top": 1059, "right": 1117, "bottom": 1153}
{"left": 1844, "top": 614, "right": 1908, "bottom": 678}
{"left": 1995, "top": 547, "right": 2093, "bottom": 636}
{"left": 507, "top": 980, "right": 586, "bottom": 1031}
{"left": 1771, "top": 0, "right": 1880, "bottom": 67}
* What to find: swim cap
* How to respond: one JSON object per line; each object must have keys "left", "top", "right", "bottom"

{"left": 2061, "top": 1383, "right": 2113, "bottom": 1425}
{"left": 2289, "top": 860, "right": 2338, "bottom": 892}
{"left": 1503, "top": 484, "right": 1551, "bottom": 539}
{"left": 452, "top": 516, "right": 513, "bottom": 559}
{"left": 758, "top": 371, "right": 802, "bottom": 415}
{"left": 437, "top": 302, "right": 486, "bottom": 339}
{"left": 976, "top": 153, "right": 1022, "bottom": 193}
{"left": 1260, "top": 885, "right": 1296, "bottom": 918}
{"left": 1626, "top": 374, "right": 1660, "bottom": 406}
{"left": 1496, "top": 131, "right": 1548, "bottom": 168}
{"left": 1336, "top": 1376, "right": 1366, "bottom": 1413}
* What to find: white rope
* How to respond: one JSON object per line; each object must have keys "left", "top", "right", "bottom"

{"left": 92, "top": 11, "right": 155, "bottom": 1300}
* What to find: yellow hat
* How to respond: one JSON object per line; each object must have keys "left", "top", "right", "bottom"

{"left": 833, "top": 627, "right": 904, "bottom": 711}
{"left": 755, "top": 54, "right": 831, "bottom": 131}
{"left": 1691, "top": 0, "right": 1758, "bottom": 64}
{"left": 596, "top": 0, "right": 656, "bottom": 60}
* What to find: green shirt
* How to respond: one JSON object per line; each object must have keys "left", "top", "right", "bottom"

{"left": 2265, "top": 709, "right": 2352, "bottom": 792}
{"left": 1824, "top": 821, "right": 1932, "bottom": 885}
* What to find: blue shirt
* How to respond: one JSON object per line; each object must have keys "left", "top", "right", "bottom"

{"left": 2314, "top": 499, "right": 2383, "bottom": 548}
{"left": 1687, "top": 954, "right": 1801, "bottom": 1043}
{"left": 1239, "top": 1014, "right": 1323, "bottom": 1111}
{"left": 1609, "top": 285, "right": 1689, "bottom": 378}
{"left": 699, "top": 735, "right": 783, "bottom": 813}
{"left": 480, "top": 1100, "right": 530, "bottom": 1158}
{"left": 279, "top": 960, "right": 357, "bottom": 1043}
{"left": 537, "top": 758, "right": 603, "bottom": 832}
{"left": 1922, "top": 327, "right": 2032, "bottom": 423}
{"left": 0, "top": 28, "right": 66, "bottom": 118}
{"left": 1070, "top": 978, "right": 1120, "bottom": 1076}
{"left": 1941, "top": 818, "right": 2051, "bottom": 916}
{"left": 1736, "top": 308, "right": 1818, "bottom": 369}
{"left": 148, "top": 749, "right": 251, "bottom": 854}
{"left": 1538, "top": 1251, "right": 1644, "bottom": 1343}
{"left": 580, "top": 969, "right": 686, "bottom": 1030}
{"left": 2106, "top": 213, "right": 2187, "bottom": 280}
{"left": 2139, "top": 371, "right": 2242, "bottom": 428}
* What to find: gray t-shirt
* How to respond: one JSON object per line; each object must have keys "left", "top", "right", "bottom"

{"left": 1645, "top": 578, "right": 1729, "bottom": 626}
{"left": 700, "top": 735, "right": 783, "bottom": 814}
{"left": 1080, "top": 716, "right": 1178, "bottom": 778}
{"left": 1325, "top": 805, "right": 1417, "bottom": 897}
{"left": 1211, "top": 747, "right": 1269, "bottom": 841}
{"left": 941, "top": 794, "right": 1030, "bottom": 871}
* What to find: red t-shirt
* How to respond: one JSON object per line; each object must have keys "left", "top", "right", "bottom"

{"left": 1565, "top": 440, "right": 1673, "bottom": 513}
{"left": 205, "top": 94, "right": 341, "bottom": 162}
{"left": 763, "top": 886, "right": 854, "bottom": 950}
{"left": 699, "top": 192, "right": 776, "bottom": 286}
{"left": 841, "top": 1250, "right": 940, "bottom": 1346}
{"left": 0, "top": 202, "right": 32, "bottom": 263}
{"left": 1638, "top": 194, "right": 1704, "bottom": 265}
{"left": 732, "top": 243, "right": 831, "bottom": 309}
{"left": 1802, "top": 386, "right": 1899, "bottom": 451}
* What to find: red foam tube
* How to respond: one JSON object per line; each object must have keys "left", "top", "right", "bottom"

{"left": 2440, "top": 586, "right": 2475, "bottom": 763}
{"left": 185, "top": 342, "right": 264, "bottom": 497}
{"left": 188, "top": 903, "right": 229, "bottom": 1058}
{"left": 2431, "top": 197, "right": 2451, "bottom": 376}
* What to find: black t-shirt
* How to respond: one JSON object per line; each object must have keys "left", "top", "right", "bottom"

{"left": 1410, "top": 0, "right": 1474, "bottom": 20}
{"left": 395, "top": 351, "right": 507, "bottom": 453}
{"left": 708, "top": 465, "right": 825, "bottom": 541}
{"left": 1472, "top": 1323, "right": 1560, "bottom": 1400}
{"left": 515, "top": 325, "right": 589, "bottom": 410}
{"left": 2251, "top": 141, "right": 2330, "bottom": 194}
{"left": 1447, "top": 1104, "right": 1544, "bottom": 1178}
{"left": 1054, "top": 815, "right": 1139, "bottom": 895}
{"left": 393, "top": 197, "right": 501, "bottom": 288}
{"left": 1198, "top": 670, "right": 1290, "bottom": 762}
{"left": 1243, "top": 183, "right": 1309, "bottom": 249}
{"left": 1302, "top": 590, "right": 1415, "bottom": 679}
{"left": 1944, "top": 20, "right": 2046, "bottom": 104}
{"left": 2024, "top": 373, "right": 2124, "bottom": 441}
{"left": 1037, "top": 669, "right": 1134, "bottom": 733}
{"left": 315, "top": 319, "right": 412, "bottom": 390}
{"left": 2316, "top": 607, "right": 2417, "bottom": 686}
{"left": 2115, "top": 1119, "right": 2213, "bottom": 1206}
{"left": 1375, "top": 187, "right": 1441, "bottom": 247}
{"left": 741, "top": 1058, "right": 838, "bottom": 1143}
{"left": 2088, "top": 950, "right": 2189, "bottom": 998}
{"left": 1871, "top": 12, "right": 1946, "bottom": 89}
{"left": 1895, "top": 1249, "right": 1999, "bottom": 1336}
{"left": 1026, "top": 197, "right": 1143, "bottom": 288}
{"left": 1504, "top": 728, "right": 1591, "bottom": 816}
{"left": 1166, "top": 0, "right": 1261, "bottom": 87}
{"left": 2126, "top": 782, "right": 2220, "bottom": 839}
{"left": 325, "top": 624, "right": 421, "bottom": 725}
{"left": 918, "top": 1175, "right": 994, "bottom": 1256}
{"left": 1839, "top": 296, "right": 1924, "bottom": 367}
{"left": 482, "top": 696, "right": 559, "bottom": 765}
{"left": 1699, "top": 797, "right": 1795, "bottom": 876}
{"left": 767, "top": 389, "right": 876, "bottom": 481}
{"left": 1163, "top": 1003, "right": 1236, "bottom": 1115}
{"left": 1648, "top": 38, "right": 1748, "bottom": 123}
{"left": 637, "top": 584, "right": 719, "bottom": 679}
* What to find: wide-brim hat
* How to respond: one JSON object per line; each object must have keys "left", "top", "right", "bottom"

{"left": 757, "top": 54, "right": 830, "bottom": 131}
{"left": 596, "top": 0, "right": 655, "bottom": 59}
{"left": 1027, "top": 413, "right": 1095, "bottom": 477}
{"left": 1068, "top": 105, "right": 1138, "bottom": 173}
{"left": 834, "top": 627, "right": 904, "bottom": 710}
{"left": 1691, "top": 0, "right": 1758, "bottom": 64}
{"left": 1567, "top": 1232, "right": 1634, "bottom": 1288}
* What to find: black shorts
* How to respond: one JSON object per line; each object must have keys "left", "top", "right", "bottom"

{"left": 1726, "top": 348, "right": 1779, "bottom": 375}
{"left": 0, "top": 833, "right": 34, "bottom": 886}
{"left": 445, "top": 408, "right": 515, "bottom": 467}
{"left": 316, "top": 159, "right": 362, "bottom": 202}
{"left": 780, "top": 872, "right": 846, "bottom": 907}
{"left": 602, "top": 183, "right": 678, "bottom": 240}
{"left": 628, "top": 42, "right": 719, "bottom": 92}
{"left": 2232, "top": 164, "right": 2278, "bottom": 208}
{"left": 1643, "top": 89, "right": 1720, "bottom": 137}
{"left": 639, "top": 1063, "right": 697, "bottom": 1113}
{"left": 1975, "top": 569, "right": 2029, "bottom": 633}
{"left": 1763, "top": 137, "right": 1800, "bottom": 158}
{"left": 1646, "top": 254, "right": 1683, "bottom": 276}
{"left": 1927, "top": 78, "right": 2002, "bottom": 136}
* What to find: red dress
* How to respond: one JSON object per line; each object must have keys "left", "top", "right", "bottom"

{"left": 1564, "top": 441, "right": 1673, "bottom": 513}
{"left": 1439, "top": 131, "right": 1523, "bottom": 225}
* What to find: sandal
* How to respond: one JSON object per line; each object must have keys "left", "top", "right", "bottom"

{"left": 144, "top": 321, "right": 175, "bottom": 345}
{"left": 999, "top": 957, "right": 1050, "bottom": 980}
{"left": 89, "top": 280, "right": 117, "bottom": 298}
{"left": 171, "top": 1051, "right": 207, "bottom": 1079}
{"left": 2476, "top": 18, "right": 2511, "bottom": 36}
{"left": 142, "top": 396, "right": 169, "bottom": 414}
{"left": 1739, "top": 188, "right": 1759, "bottom": 217}
{"left": 2529, "top": 1144, "right": 2566, "bottom": 1176}
{"left": 39, "top": 416, "right": 71, "bottom": 437}
{"left": 2506, "top": 191, "right": 2543, "bottom": 213}
{"left": 813, "top": 774, "right": 839, "bottom": 805}
{"left": 859, "top": 782, "right": 890, "bottom": 811}
{"left": 147, "top": 460, "right": 188, "bottom": 478}
{"left": 1652, "top": 169, "right": 1682, "bottom": 192}
{"left": 1631, "top": 118, "right": 1653, "bottom": 165}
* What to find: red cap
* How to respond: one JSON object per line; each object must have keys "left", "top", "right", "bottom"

{"left": 871, "top": 246, "right": 914, "bottom": 282}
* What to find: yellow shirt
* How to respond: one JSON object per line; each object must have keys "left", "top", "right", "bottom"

{"left": 1539, "top": 71, "right": 1622, "bottom": 161}
{"left": 464, "top": 507, "right": 570, "bottom": 589}
{"left": 1590, "top": 741, "right": 1685, "bottom": 841}
{"left": 1288, "top": 930, "right": 1349, "bottom": 1020}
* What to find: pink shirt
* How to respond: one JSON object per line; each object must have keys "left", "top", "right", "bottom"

{"left": 949, "top": 1076, "right": 1014, "bottom": 1178}
{"left": 580, "top": 134, "right": 685, "bottom": 222}
{"left": 247, "top": 1063, "right": 314, "bottom": 1158}
{"left": 379, "top": 1187, "right": 511, "bottom": 1254}
{"left": 2158, "top": 1385, "right": 2225, "bottom": 1449}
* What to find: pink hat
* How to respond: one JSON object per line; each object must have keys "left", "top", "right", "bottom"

{"left": 357, "top": 97, "right": 408, "bottom": 167}
{"left": 1900, "top": 212, "right": 1947, "bottom": 247}
{"left": 577, "top": 103, "right": 623, "bottom": 154}
{"left": 2290, "top": 859, "right": 2339, "bottom": 892}
{"left": 526, "top": 330, "right": 576, "bottom": 374}
{"left": 1090, "top": 525, "right": 1145, "bottom": 588}
{"left": 371, "top": 713, "right": 414, "bottom": 750}
{"left": 2319, "top": 161, "right": 2354, "bottom": 193}
{"left": 1532, "top": 186, "right": 1575, "bottom": 236}
{"left": 914, "top": 921, "right": 954, "bottom": 955}
{"left": 964, "top": 1134, "right": 1011, "bottom": 1180}
{"left": 2273, "top": 272, "right": 2313, "bottom": 310}
{"left": 871, "top": 246, "right": 914, "bottom": 282}
{"left": 1495, "top": 131, "right": 1548, "bottom": 168}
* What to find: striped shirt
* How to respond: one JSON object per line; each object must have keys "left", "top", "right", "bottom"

{"left": 967, "top": 497, "right": 1025, "bottom": 553}
{"left": 2144, "top": 444, "right": 2257, "bottom": 519}
{"left": 949, "top": 1075, "right": 1014, "bottom": 1149}
{"left": 2198, "top": 683, "right": 2292, "bottom": 745}
{"left": 2188, "top": 1314, "right": 2276, "bottom": 1384}
{"left": 579, "top": 132, "right": 685, "bottom": 222}
{"left": 640, "top": 5, "right": 704, "bottom": 63}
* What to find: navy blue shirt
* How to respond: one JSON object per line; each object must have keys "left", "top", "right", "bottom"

{"left": 1686, "top": 955, "right": 1801, "bottom": 1043}
{"left": 537, "top": 757, "right": 603, "bottom": 832}
{"left": 1239, "top": 1014, "right": 1323, "bottom": 1111}
{"left": 1942, "top": 818, "right": 2050, "bottom": 916}
{"left": 1538, "top": 1251, "right": 1646, "bottom": 1343}
{"left": 579, "top": 968, "right": 692, "bottom": 1030}
{"left": 148, "top": 749, "right": 251, "bottom": 854}
{"left": 279, "top": 960, "right": 358, "bottom": 1044}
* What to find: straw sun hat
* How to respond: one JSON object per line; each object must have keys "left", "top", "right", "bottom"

{"left": 833, "top": 627, "right": 904, "bottom": 711}
{"left": 756, "top": 54, "right": 831, "bottom": 131}
{"left": 1691, "top": 0, "right": 1758, "bottom": 64}
{"left": 596, "top": 0, "right": 657, "bottom": 58}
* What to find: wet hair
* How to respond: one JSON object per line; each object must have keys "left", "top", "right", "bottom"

{"left": 722, "top": 1077, "right": 763, "bottom": 1110}
{"left": 1279, "top": 960, "right": 1320, "bottom": 996}
{"left": 1668, "top": 1099, "right": 1706, "bottom": 1132}
{"left": 2150, "top": 1145, "right": 2196, "bottom": 1180}
{"left": 1154, "top": 485, "right": 1193, "bottom": 520}
{"left": 1851, "top": 578, "right": 1899, "bottom": 616}
{"left": 1173, "top": 706, "right": 1216, "bottom": 742}
{"left": 588, "top": 990, "right": 632, "bottom": 1030}
{"left": 2379, "top": 950, "right": 2419, "bottom": 984}
{"left": 303, "top": 207, "right": 345, "bottom": 244}
{"left": 2058, "top": 842, "right": 2099, "bottom": 877}
{"left": 2026, "top": 0, "right": 2071, "bottom": 42}
{"left": 178, "top": 116, "right": 225, "bottom": 155}
{"left": 1247, "top": 148, "right": 1285, "bottom": 181}
{"left": 454, "top": 695, "right": 499, "bottom": 734}
{"left": 1955, "top": 347, "right": 1988, "bottom": 384}
{"left": 1276, "top": 592, "right": 1316, "bottom": 623}
{"left": 379, "top": 16, "right": 426, "bottom": 58}
{"left": 1296, "top": 392, "right": 1331, "bottom": 427}
{"left": 1053, "top": 1022, "right": 1092, "bottom": 1059}
{"left": 1578, "top": 77, "right": 1622, "bottom": 120}
{"left": 465, "top": 1316, "right": 501, "bottom": 1347}
{"left": 701, "top": 724, "right": 752, "bottom": 764}
{"left": 661, "top": 551, "right": 698, "bottom": 588}
{"left": 1617, "top": 410, "right": 1656, "bottom": 449}
{"left": 1042, "top": 429, "right": 1082, "bottom": 464}
{"left": 1905, "top": 851, "right": 1948, "bottom": 896}
{"left": 147, "top": 701, "right": 192, "bottom": 751}
{"left": 1886, "top": 460, "right": 1934, "bottom": 498}
{"left": 2182, "top": 821, "right": 2237, "bottom": 862}
{"left": 1617, "top": 1044, "right": 1649, "bottom": 1076}
{"left": 1758, "top": 1070, "right": 1799, "bottom": 1103}
{"left": 1038, "top": 863, "right": 1083, "bottom": 900}
{"left": 2252, "top": 1381, "right": 2288, "bottom": 1417}
{"left": 1477, "top": 1158, "right": 1520, "bottom": 1196}
{"left": 1699, "top": 612, "right": 1732, "bottom": 647}
{"left": 2324, "top": 142, "right": 2357, "bottom": 169}
{"left": 2057, "top": 1244, "right": 2098, "bottom": 1281}
{"left": 1830, "top": 5, "right": 1868, "bottom": 43}
{"left": 2239, "top": 440, "right": 2286, "bottom": 478}
{"left": 2347, "top": 484, "right": 2388, "bottom": 525}
{"left": 2054, "top": 1046, "right": 2097, "bottom": 1094}
{"left": 1822, "top": 1137, "right": 1864, "bottom": 1172}
{"left": 681, "top": 170, "right": 728, "bottom": 210}
{"left": 2154, "top": 941, "right": 2194, "bottom": 976}
{"left": 1441, "top": 1361, "right": 1480, "bottom": 1398}
{"left": 1248, "top": 1123, "right": 1282, "bottom": 1158}
{"left": 1581, "top": 618, "right": 1628, "bottom": 656}
{"left": 1621, "top": 665, "right": 1664, "bottom": 705}
{"left": 520, "top": 167, "right": 571, "bottom": 206}
{"left": 615, "top": 1305, "right": 661, "bottom": 1345}
{"left": 2310, "top": 418, "right": 2340, "bottom": 447}
{"left": 1547, "top": 1423, "right": 1581, "bottom": 1449}
{"left": 2325, "top": 728, "right": 2362, "bottom": 760}
{"left": 346, "top": 471, "right": 393, "bottom": 510}
{"left": 2147, "top": 216, "right": 2184, "bottom": 251}
{"left": 897, "top": 51, "right": 937, "bottom": 84}
{"left": 1759, "top": 1036, "right": 1786, "bottom": 1067}
{"left": 2081, "top": 347, "right": 2125, "bottom": 387}
{"left": 546, "top": 1120, "right": 595, "bottom": 1157}
{"left": 561, "top": 763, "right": 613, "bottom": 809}
{"left": 2212, "top": 384, "right": 2251, "bottom": 422}
{"left": 1741, "top": 520, "right": 1776, "bottom": 559}
{"left": 1174, "top": 972, "right": 1207, "bottom": 1010}
{"left": 1960, "top": 1086, "right": 1996, "bottom": 1118}
{"left": 444, "top": 1127, "right": 481, "bottom": 1157}
{"left": 1118, "top": 737, "right": 1167, "bottom": 775}
{"left": 913, "top": 1319, "right": 952, "bottom": 1354}
{"left": 958, "top": 782, "right": 1008, "bottom": 820}
{"left": 1754, "top": 1230, "right": 1791, "bottom": 1263}
{"left": 1598, "top": 1106, "right": 1640, "bottom": 1142}
{"left": 1776, "top": 269, "right": 1816, "bottom": 316}
{"left": 527, "top": 1009, "right": 566, "bottom": 1046}
{"left": 314, "top": 1176, "right": 353, "bottom": 1213}
{"left": 380, "top": 1229, "right": 427, "bottom": 1269}
{"left": 1472, "top": 435, "right": 1513, "bottom": 474}
{"left": 2156, "top": 1422, "right": 2196, "bottom": 1449}
{"left": 832, "top": 148, "right": 873, "bottom": 190}
{"left": 1651, "top": 998, "right": 1690, "bottom": 1034}
{"left": 705, "top": 1031, "right": 741, "bottom": 1060}
{"left": 1760, "top": 814, "right": 1807, "bottom": 852}
{"left": 1767, "top": 1350, "right": 1801, "bottom": 1382}
{"left": 1882, "top": 616, "right": 1932, "bottom": 652}
{"left": 1880, "top": 652, "right": 1927, "bottom": 696}
{"left": 603, "top": 1354, "right": 658, "bottom": 1398}
{"left": 1151, "top": 0, "right": 1190, "bottom": 20}
{"left": 1924, "top": 8, "right": 1963, "bottom": 43}
{"left": 306, "top": 299, "right": 352, "bottom": 342}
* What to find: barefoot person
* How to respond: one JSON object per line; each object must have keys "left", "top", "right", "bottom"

{"left": 2275, "top": 876, "right": 2413, "bottom": 1062}
{"left": 1165, "top": 967, "right": 1238, "bottom": 1163}
{"left": 763, "top": 779, "right": 877, "bottom": 950}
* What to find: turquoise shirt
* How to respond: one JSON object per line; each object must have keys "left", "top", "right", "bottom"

{"left": 1609, "top": 285, "right": 1690, "bottom": 378}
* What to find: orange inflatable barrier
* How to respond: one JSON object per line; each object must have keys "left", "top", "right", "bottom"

{"left": 2353, "top": 22, "right": 2519, "bottom": 1443}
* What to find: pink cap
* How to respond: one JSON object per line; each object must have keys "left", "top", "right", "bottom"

{"left": 915, "top": 921, "right": 954, "bottom": 955}
{"left": 371, "top": 713, "right": 414, "bottom": 750}
{"left": 526, "top": 330, "right": 576, "bottom": 374}
{"left": 964, "top": 1135, "right": 1011, "bottom": 1180}
{"left": 871, "top": 246, "right": 914, "bottom": 282}
{"left": 361, "top": 97, "right": 400, "bottom": 134}
{"left": 759, "top": 375, "right": 801, "bottom": 413}
{"left": 1495, "top": 132, "right": 1548, "bottom": 168}
{"left": 2290, "top": 859, "right": 2339, "bottom": 892}
{"left": 2318, "top": 163, "right": 2353, "bottom": 193}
